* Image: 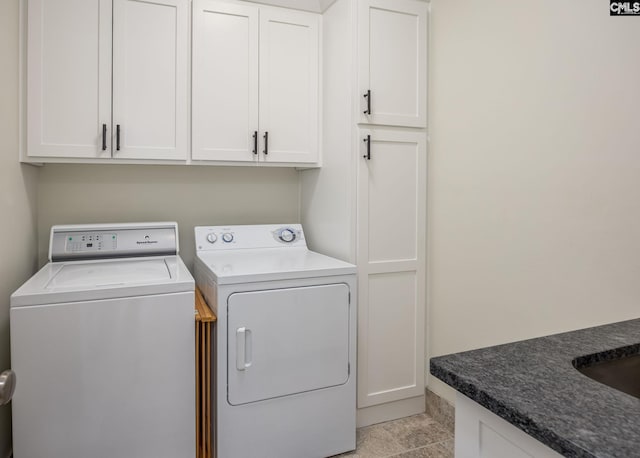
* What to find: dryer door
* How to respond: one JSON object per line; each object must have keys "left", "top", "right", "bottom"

{"left": 227, "top": 283, "right": 350, "bottom": 405}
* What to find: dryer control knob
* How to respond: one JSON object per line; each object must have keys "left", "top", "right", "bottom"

{"left": 222, "top": 233, "right": 234, "bottom": 243}
{"left": 279, "top": 228, "right": 296, "bottom": 243}
{"left": 206, "top": 233, "right": 218, "bottom": 244}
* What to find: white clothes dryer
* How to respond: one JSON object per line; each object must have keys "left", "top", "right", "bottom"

{"left": 194, "top": 224, "right": 357, "bottom": 458}
{"left": 10, "top": 222, "right": 195, "bottom": 458}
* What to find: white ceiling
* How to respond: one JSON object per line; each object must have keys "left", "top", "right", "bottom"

{"left": 241, "top": 0, "right": 337, "bottom": 13}
{"left": 242, "top": 0, "right": 427, "bottom": 13}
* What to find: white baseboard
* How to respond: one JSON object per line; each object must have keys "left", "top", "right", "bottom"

{"left": 356, "top": 395, "right": 425, "bottom": 427}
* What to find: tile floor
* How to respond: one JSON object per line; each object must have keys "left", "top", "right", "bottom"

{"left": 334, "top": 413, "right": 454, "bottom": 458}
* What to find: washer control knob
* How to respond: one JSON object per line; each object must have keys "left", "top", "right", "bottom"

{"left": 279, "top": 228, "right": 296, "bottom": 243}
{"left": 206, "top": 233, "right": 217, "bottom": 244}
{"left": 222, "top": 232, "right": 234, "bottom": 243}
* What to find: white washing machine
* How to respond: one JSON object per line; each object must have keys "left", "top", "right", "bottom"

{"left": 10, "top": 222, "right": 195, "bottom": 458}
{"left": 194, "top": 224, "right": 357, "bottom": 458}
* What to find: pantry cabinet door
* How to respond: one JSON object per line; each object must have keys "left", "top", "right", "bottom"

{"left": 356, "top": 129, "right": 426, "bottom": 408}
{"left": 358, "top": 0, "right": 427, "bottom": 128}
{"left": 192, "top": 0, "right": 259, "bottom": 162}
{"left": 259, "top": 8, "right": 319, "bottom": 164}
{"left": 112, "top": 0, "right": 188, "bottom": 160}
{"left": 27, "top": 0, "right": 112, "bottom": 158}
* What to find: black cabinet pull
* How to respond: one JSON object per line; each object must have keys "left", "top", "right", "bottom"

{"left": 263, "top": 131, "right": 269, "bottom": 155}
{"left": 116, "top": 124, "right": 121, "bottom": 151}
{"left": 363, "top": 89, "right": 371, "bottom": 115}
{"left": 363, "top": 135, "right": 371, "bottom": 160}
{"left": 102, "top": 124, "right": 107, "bottom": 151}
{"left": 253, "top": 131, "right": 258, "bottom": 155}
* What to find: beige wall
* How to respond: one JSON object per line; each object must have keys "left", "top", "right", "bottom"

{"left": 428, "top": 0, "right": 640, "bottom": 401}
{"left": 0, "top": 0, "right": 39, "bottom": 455}
{"left": 37, "top": 165, "right": 300, "bottom": 269}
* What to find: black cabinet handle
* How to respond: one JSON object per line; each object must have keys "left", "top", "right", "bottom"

{"left": 102, "top": 124, "right": 107, "bottom": 151}
{"left": 253, "top": 131, "right": 258, "bottom": 155}
{"left": 263, "top": 131, "right": 269, "bottom": 155}
{"left": 363, "top": 135, "right": 371, "bottom": 160}
{"left": 116, "top": 124, "right": 121, "bottom": 151}
{"left": 363, "top": 90, "right": 371, "bottom": 115}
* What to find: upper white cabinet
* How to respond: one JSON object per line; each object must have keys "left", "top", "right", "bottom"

{"left": 258, "top": 8, "right": 319, "bottom": 163}
{"left": 27, "top": 0, "right": 112, "bottom": 159}
{"left": 112, "top": 0, "right": 189, "bottom": 160}
{"left": 26, "top": 0, "right": 189, "bottom": 161}
{"left": 192, "top": 0, "right": 319, "bottom": 164}
{"left": 357, "top": 0, "right": 427, "bottom": 128}
{"left": 192, "top": 1, "right": 258, "bottom": 162}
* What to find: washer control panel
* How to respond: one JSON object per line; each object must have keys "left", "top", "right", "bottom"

{"left": 50, "top": 223, "right": 179, "bottom": 262}
{"left": 195, "top": 224, "right": 306, "bottom": 251}
{"left": 65, "top": 233, "right": 118, "bottom": 254}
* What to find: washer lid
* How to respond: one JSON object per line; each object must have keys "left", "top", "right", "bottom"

{"left": 196, "top": 248, "right": 356, "bottom": 284}
{"left": 46, "top": 259, "right": 171, "bottom": 289}
{"left": 11, "top": 256, "right": 194, "bottom": 307}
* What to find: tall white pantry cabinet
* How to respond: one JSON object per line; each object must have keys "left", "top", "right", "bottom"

{"left": 300, "top": 0, "right": 428, "bottom": 427}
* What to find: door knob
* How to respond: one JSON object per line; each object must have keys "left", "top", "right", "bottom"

{"left": 0, "top": 370, "right": 16, "bottom": 406}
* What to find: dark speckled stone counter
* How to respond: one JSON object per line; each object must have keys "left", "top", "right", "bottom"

{"left": 430, "top": 318, "right": 640, "bottom": 458}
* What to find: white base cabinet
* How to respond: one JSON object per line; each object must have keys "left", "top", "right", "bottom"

{"left": 300, "top": 0, "right": 428, "bottom": 426}
{"left": 455, "top": 394, "right": 563, "bottom": 458}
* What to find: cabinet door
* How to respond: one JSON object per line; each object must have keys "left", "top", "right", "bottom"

{"left": 192, "top": 0, "right": 259, "bottom": 162}
{"left": 27, "top": 0, "right": 112, "bottom": 158}
{"left": 358, "top": 0, "right": 427, "bottom": 128}
{"left": 259, "top": 8, "right": 319, "bottom": 164}
{"left": 356, "top": 129, "right": 426, "bottom": 408}
{"left": 112, "top": 0, "right": 188, "bottom": 160}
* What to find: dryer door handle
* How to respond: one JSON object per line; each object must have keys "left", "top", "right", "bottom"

{"left": 236, "top": 327, "right": 253, "bottom": 371}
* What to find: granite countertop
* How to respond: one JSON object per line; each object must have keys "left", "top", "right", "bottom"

{"left": 430, "top": 318, "right": 640, "bottom": 458}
